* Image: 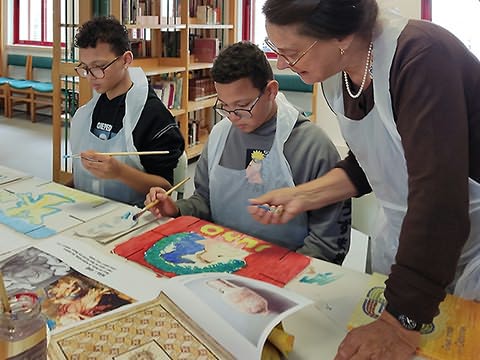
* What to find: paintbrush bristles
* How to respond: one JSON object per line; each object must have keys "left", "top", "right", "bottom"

{"left": 132, "top": 177, "right": 190, "bottom": 221}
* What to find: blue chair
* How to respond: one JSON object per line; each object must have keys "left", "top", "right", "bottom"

{"left": 274, "top": 73, "right": 316, "bottom": 120}
{"left": 7, "top": 55, "right": 36, "bottom": 120}
{"left": 31, "top": 56, "right": 54, "bottom": 122}
{"left": 1, "top": 54, "right": 33, "bottom": 117}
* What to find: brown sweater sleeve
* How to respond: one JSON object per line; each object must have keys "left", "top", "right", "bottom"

{"left": 384, "top": 20, "right": 478, "bottom": 323}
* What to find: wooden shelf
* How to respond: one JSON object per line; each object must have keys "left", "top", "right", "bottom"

{"left": 188, "top": 97, "right": 217, "bottom": 112}
{"left": 189, "top": 24, "right": 234, "bottom": 30}
{"left": 189, "top": 62, "right": 213, "bottom": 71}
{"left": 126, "top": 24, "right": 186, "bottom": 30}
{"left": 186, "top": 141, "right": 207, "bottom": 160}
{"left": 170, "top": 108, "right": 186, "bottom": 117}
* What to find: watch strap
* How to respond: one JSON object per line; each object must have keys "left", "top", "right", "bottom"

{"left": 385, "top": 304, "right": 423, "bottom": 331}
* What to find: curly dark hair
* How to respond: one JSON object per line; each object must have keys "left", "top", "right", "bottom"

{"left": 263, "top": 0, "right": 378, "bottom": 39}
{"left": 210, "top": 41, "right": 273, "bottom": 91}
{"left": 74, "top": 16, "right": 130, "bottom": 55}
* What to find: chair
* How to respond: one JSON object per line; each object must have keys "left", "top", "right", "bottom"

{"left": 274, "top": 73, "right": 315, "bottom": 120}
{"left": 0, "top": 54, "right": 32, "bottom": 117}
{"left": 173, "top": 151, "right": 188, "bottom": 200}
{"left": 31, "top": 56, "right": 54, "bottom": 122}
{"left": 0, "top": 83, "right": 8, "bottom": 115}
{"left": 7, "top": 55, "right": 35, "bottom": 120}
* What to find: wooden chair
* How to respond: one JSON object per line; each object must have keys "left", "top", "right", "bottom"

{"left": 0, "top": 83, "right": 8, "bottom": 115}
{"left": 7, "top": 55, "right": 35, "bottom": 120}
{"left": 31, "top": 56, "right": 54, "bottom": 122}
{"left": 0, "top": 54, "right": 32, "bottom": 117}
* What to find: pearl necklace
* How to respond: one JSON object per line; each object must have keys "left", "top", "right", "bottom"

{"left": 343, "top": 41, "right": 373, "bottom": 99}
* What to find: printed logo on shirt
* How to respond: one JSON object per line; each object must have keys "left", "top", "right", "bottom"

{"left": 245, "top": 149, "right": 268, "bottom": 184}
{"left": 96, "top": 122, "right": 113, "bottom": 132}
{"left": 92, "top": 123, "right": 117, "bottom": 140}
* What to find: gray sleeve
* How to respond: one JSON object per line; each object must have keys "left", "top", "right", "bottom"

{"left": 176, "top": 145, "right": 212, "bottom": 221}
{"left": 285, "top": 120, "right": 351, "bottom": 264}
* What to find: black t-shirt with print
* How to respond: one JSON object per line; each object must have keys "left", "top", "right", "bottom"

{"left": 90, "top": 85, "right": 185, "bottom": 184}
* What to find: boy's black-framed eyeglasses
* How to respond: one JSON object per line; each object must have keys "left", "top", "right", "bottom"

{"left": 214, "top": 91, "right": 264, "bottom": 119}
{"left": 75, "top": 55, "right": 122, "bottom": 79}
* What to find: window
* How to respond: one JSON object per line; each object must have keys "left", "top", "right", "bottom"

{"left": 13, "top": 0, "right": 53, "bottom": 46}
{"left": 429, "top": 0, "right": 480, "bottom": 59}
{"left": 243, "top": 0, "right": 274, "bottom": 57}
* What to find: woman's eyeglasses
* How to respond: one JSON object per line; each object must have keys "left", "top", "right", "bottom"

{"left": 75, "top": 55, "right": 122, "bottom": 79}
{"left": 264, "top": 38, "right": 318, "bottom": 67}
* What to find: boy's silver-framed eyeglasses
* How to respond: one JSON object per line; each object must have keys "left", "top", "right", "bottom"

{"left": 75, "top": 55, "right": 122, "bottom": 79}
{"left": 264, "top": 38, "right": 318, "bottom": 67}
{"left": 214, "top": 92, "right": 264, "bottom": 119}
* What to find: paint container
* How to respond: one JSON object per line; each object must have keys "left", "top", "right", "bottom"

{"left": 0, "top": 293, "right": 47, "bottom": 359}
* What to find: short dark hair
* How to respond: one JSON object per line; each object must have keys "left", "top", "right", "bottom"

{"left": 210, "top": 41, "right": 273, "bottom": 91}
{"left": 263, "top": 0, "right": 378, "bottom": 39}
{"left": 74, "top": 16, "right": 130, "bottom": 55}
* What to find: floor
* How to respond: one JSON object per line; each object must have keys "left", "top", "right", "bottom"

{"left": 0, "top": 113, "right": 197, "bottom": 197}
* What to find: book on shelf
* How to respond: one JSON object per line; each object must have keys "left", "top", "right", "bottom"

{"left": 192, "top": 37, "right": 220, "bottom": 63}
{"left": 188, "top": 76, "right": 216, "bottom": 101}
{"left": 92, "top": 0, "right": 110, "bottom": 17}
{"left": 113, "top": 215, "right": 311, "bottom": 287}
{"left": 153, "top": 73, "right": 183, "bottom": 110}
{"left": 161, "top": 31, "right": 181, "bottom": 57}
{"left": 48, "top": 272, "right": 312, "bottom": 360}
{"left": 348, "top": 272, "right": 480, "bottom": 360}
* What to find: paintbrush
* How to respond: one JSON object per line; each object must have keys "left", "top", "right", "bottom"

{"left": 0, "top": 272, "right": 11, "bottom": 313}
{"left": 132, "top": 177, "right": 190, "bottom": 221}
{"left": 63, "top": 150, "right": 170, "bottom": 159}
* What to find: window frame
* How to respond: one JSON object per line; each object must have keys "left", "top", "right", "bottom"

{"left": 13, "top": 0, "right": 53, "bottom": 47}
{"left": 242, "top": 0, "right": 276, "bottom": 59}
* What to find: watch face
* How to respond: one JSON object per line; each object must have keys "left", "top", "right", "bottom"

{"left": 398, "top": 314, "right": 418, "bottom": 330}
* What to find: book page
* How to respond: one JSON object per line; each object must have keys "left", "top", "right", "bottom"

{"left": 164, "top": 272, "right": 312, "bottom": 359}
{"left": 0, "top": 165, "right": 29, "bottom": 185}
{"left": 348, "top": 272, "right": 480, "bottom": 360}
{"left": 37, "top": 235, "right": 164, "bottom": 303}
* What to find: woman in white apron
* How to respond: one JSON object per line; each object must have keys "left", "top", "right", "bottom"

{"left": 250, "top": 0, "right": 480, "bottom": 358}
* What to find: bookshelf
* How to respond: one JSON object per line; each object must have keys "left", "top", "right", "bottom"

{"left": 51, "top": 0, "right": 238, "bottom": 184}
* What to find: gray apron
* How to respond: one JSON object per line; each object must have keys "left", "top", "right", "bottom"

{"left": 208, "top": 93, "right": 308, "bottom": 250}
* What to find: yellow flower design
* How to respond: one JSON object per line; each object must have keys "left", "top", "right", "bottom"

{"left": 251, "top": 150, "right": 265, "bottom": 161}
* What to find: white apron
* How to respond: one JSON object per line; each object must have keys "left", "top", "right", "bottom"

{"left": 70, "top": 67, "right": 148, "bottom": 206}
{"left": 208, "top": 93, "right": 308, "bottom": 249}
{"left": 322, "top": 10, "right": 480, "bottom": 299}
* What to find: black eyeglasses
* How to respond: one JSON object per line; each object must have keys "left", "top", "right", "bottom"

{"left": 75, "top": 55, "right": 122, "bottom": 79}
{"left": 214, "top": 92, "right": 264, "bottom": 119}
{"left": 264, "top": 38, "right": 318, "bottom": 67}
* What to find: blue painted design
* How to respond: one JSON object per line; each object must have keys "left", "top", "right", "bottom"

{"left": 300, "top": 272, "right": 343, "bottom": 286}
{"left": 144, "top": 232, "right": 246, "bottom": 275}
{"left": 161, "top": 232, "right": 205, "bottom": 263}
{"left": 0, "top": 191, "right": 74, "bottom": 238}
{"left": 121, "top": 211, "right": 131, "bottom": 220}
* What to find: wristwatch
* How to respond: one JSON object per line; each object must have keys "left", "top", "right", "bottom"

{"left": 385, "top": 304, "right": 424, "bottom": 331}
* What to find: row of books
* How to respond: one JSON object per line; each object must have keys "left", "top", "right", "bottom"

{"left": 152, "top": 74, "right": 183, "bottom": 110}
{"left": 189, "top": 76, "right": 216, "bottom": 101}
{"left": 122, "top": 0, "right": 181, "bottom": 25}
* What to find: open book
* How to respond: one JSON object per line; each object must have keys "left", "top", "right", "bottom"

{"left": 348, "top": 273, "right": 480, "bottom": 360}
{"left": 48, "top": 272, "right": 312, "bottom": 359}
